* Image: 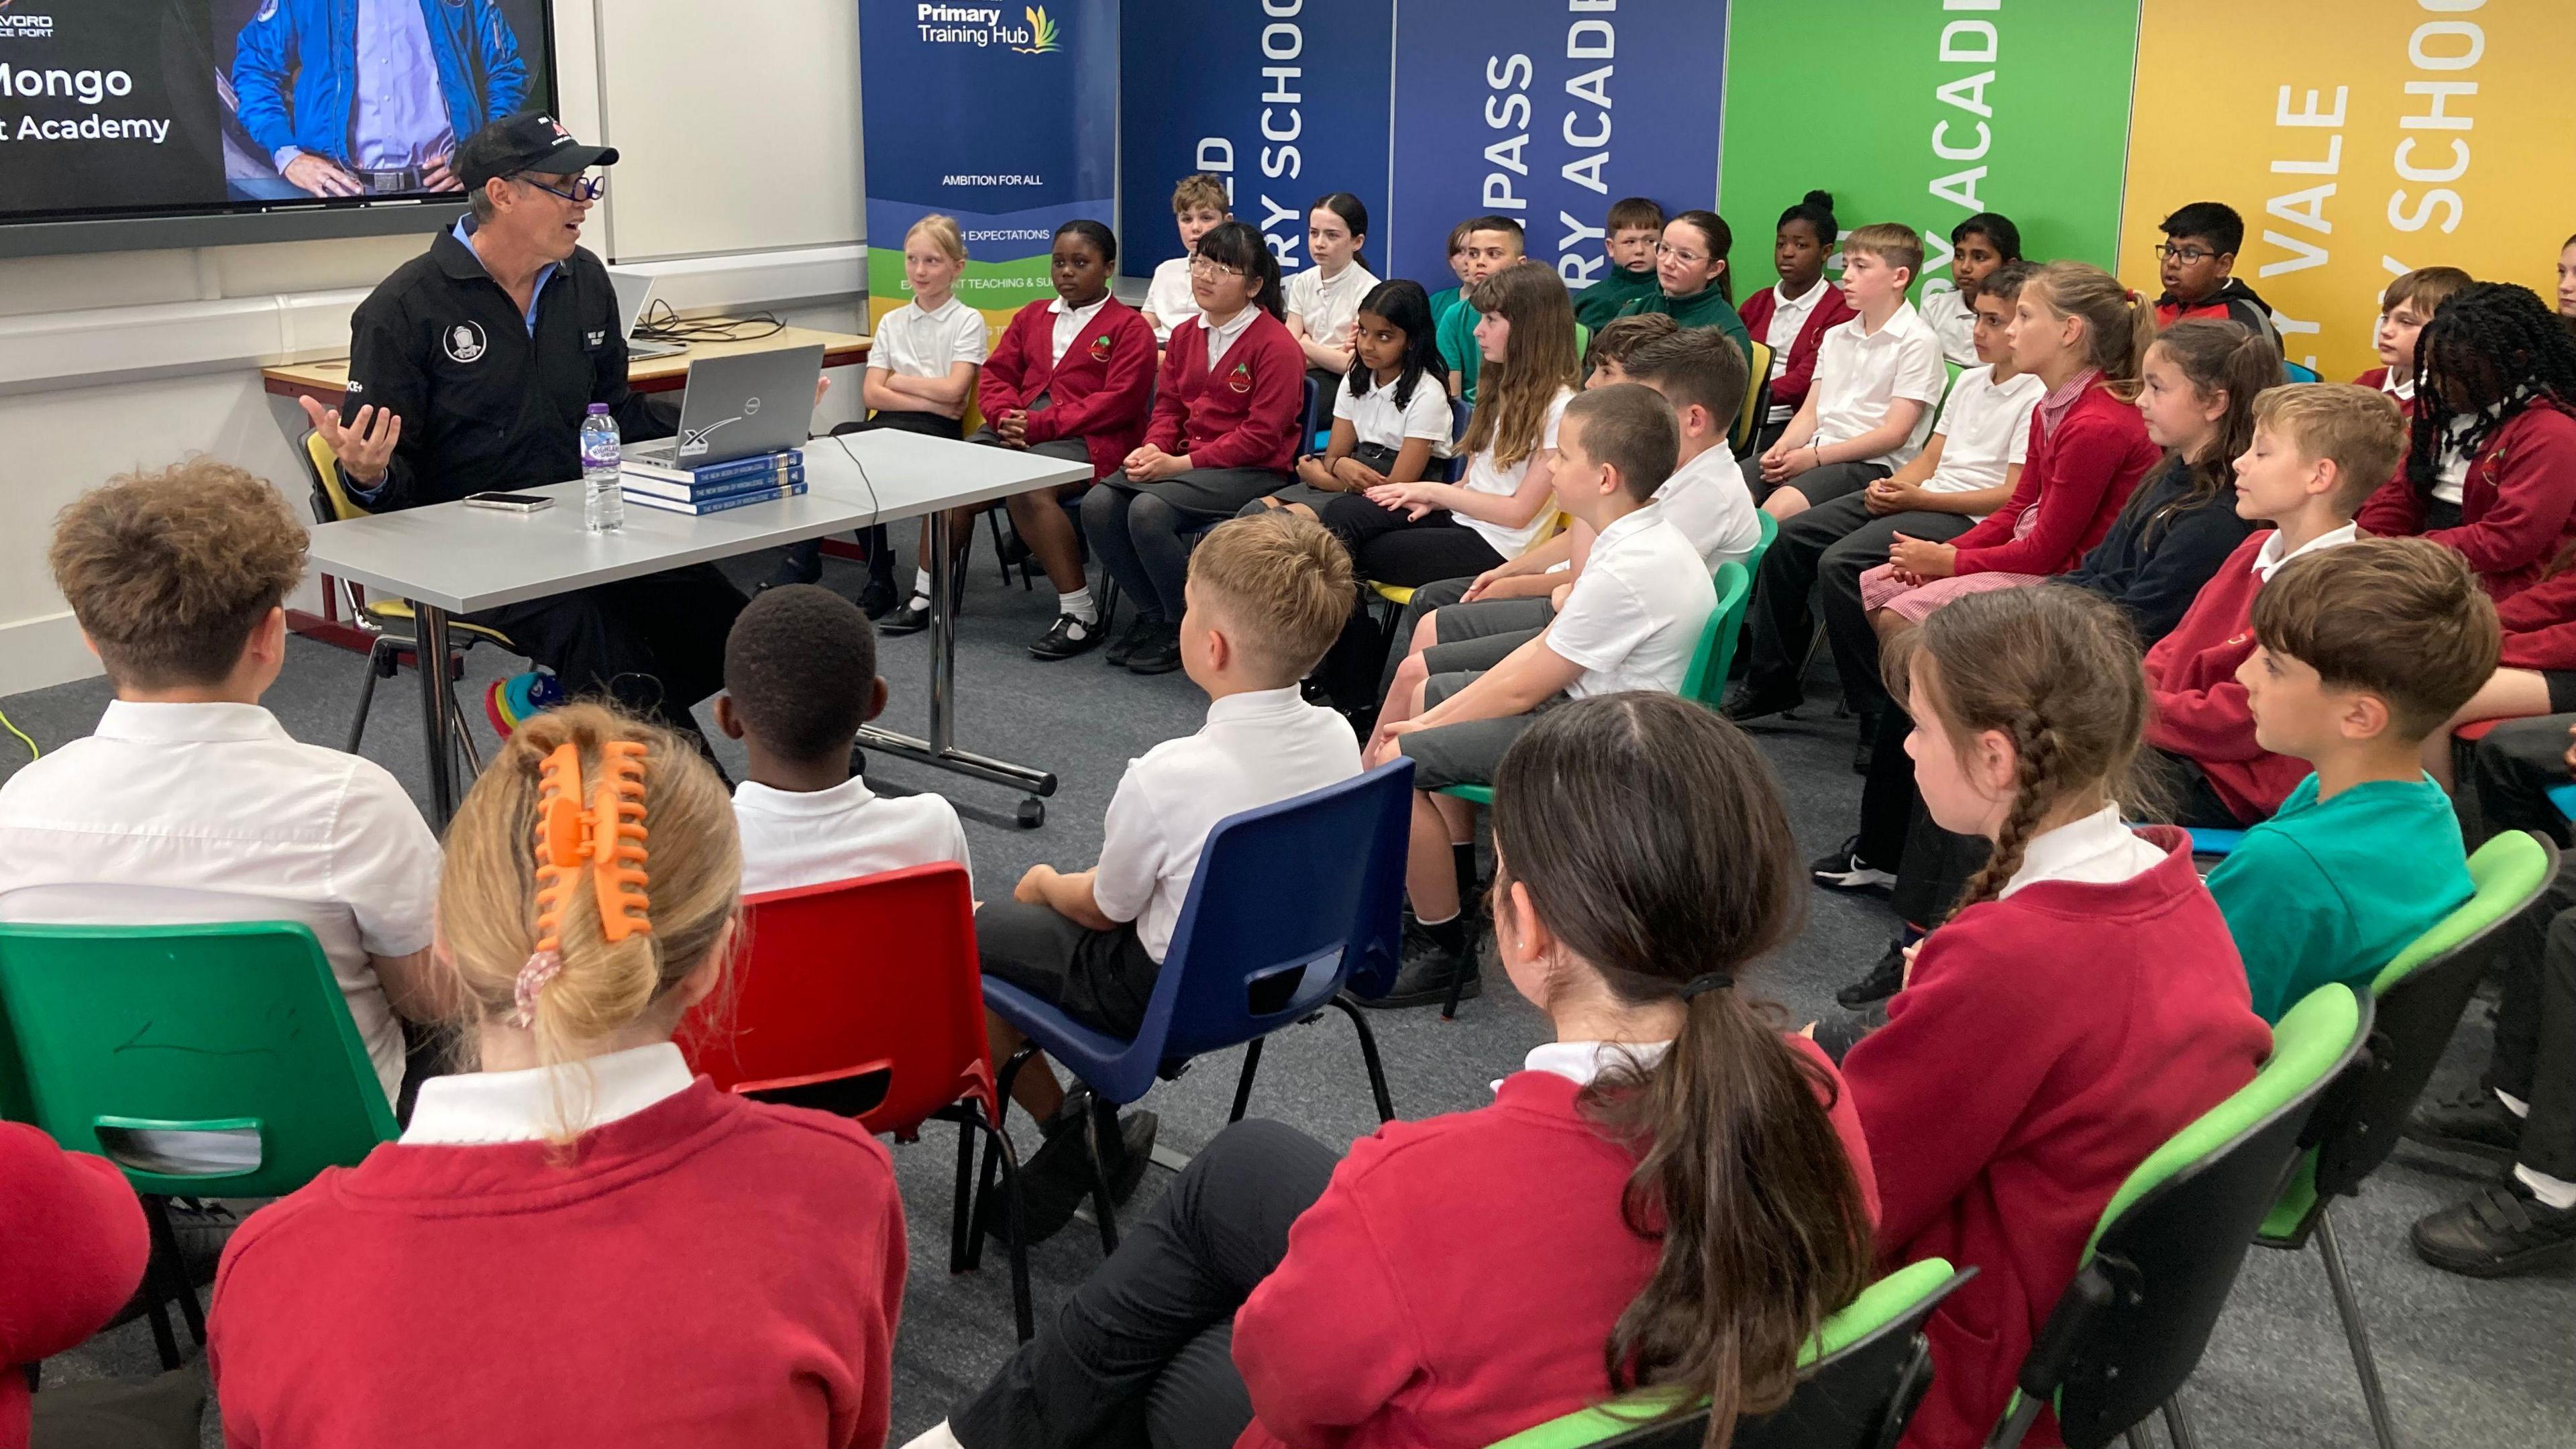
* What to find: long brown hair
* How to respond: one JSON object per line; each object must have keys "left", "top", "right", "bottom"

{"left": 1884, "top": 586, "right": 2152, "bottom": 916}
{"left": 2131, "top": 319, "right": 2277, "bottom": 536}
{"left": 2027, "top": 260, "right": 2159, "bottom": 386}
{"left": 1490, "top": 694, "right": 1874, "bottom": 1447}
{"left": 1460, "top": 260, "right": 1583, "bottom": 468}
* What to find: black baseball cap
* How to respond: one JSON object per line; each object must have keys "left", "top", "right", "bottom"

{"left": 453, "top": 113, "right": 620, "bottom": 192}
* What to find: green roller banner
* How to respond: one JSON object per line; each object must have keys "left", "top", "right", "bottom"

{"left": 1717, "top": 1, "right": 2142, "bottom": 301}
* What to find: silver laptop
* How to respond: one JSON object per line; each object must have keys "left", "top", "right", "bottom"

{"left": 608, "top": 267, "right": 688, "bottom": 360}
{"left": 623, "top": 343, "right": 827, "bottom": 468}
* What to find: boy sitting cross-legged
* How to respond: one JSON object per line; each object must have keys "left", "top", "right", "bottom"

{"left": 1365, "top": 384, "right": 1718, "bottom": 1004}
{"left": 2208, "top": 537, "right": 2496, "bottom": 1022}
{"left": 714, "top": 583, "right": 969, "bottom": 896}
{"left": 977, "top": 511, "right": 1362, "bottom": 1241}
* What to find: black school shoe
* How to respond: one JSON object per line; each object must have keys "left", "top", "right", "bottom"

{"left": 857, "top": 578, "right": 898, "bottom": 620}
{"left": 1126, "top": 622, "right": 1185, "bottom": 676}
{"left": 1029, "top": 612, "right": 1106, "bottom": 660}
{"left": 1835, "top": 938, "right": 1911, "bottom": 1010}
{"left": 2406, "top": 1088, "right": 2526, "bottom": 1160}
{"left": 985, "top": 1093, "right": 1162, "bottom": 1245}
{"left": 1721, "top": 678, "right": 1805, "bottom": 723}
{"left": 879, "top": 599, "right": 931, "bottom": 636}
{"left": 1104, "top": 616, "right": 1159, "bottom": 667}
{"left": 2410, "top": 1181, "right": 2576, "bottom": 1278}
{"left": 1358, "top": 918, "right": 1481, "bottom": 1010}
{"left": 1811, "top": 838, "right": 1897, "bottom": 894}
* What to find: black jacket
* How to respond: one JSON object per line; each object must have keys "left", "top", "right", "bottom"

{"left": 2063, "top": 455, "right": 2257, "bottom": 644}
{"left": 340, "top": 223, "right": 675, "bottom": 508}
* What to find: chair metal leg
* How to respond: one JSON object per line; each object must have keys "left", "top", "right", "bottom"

{"left": 346, "top": 636, "right": 395, "bottom": 753}
{"left": 1987, "top": 1393, "right": 2043, "bottom": 1449}
{"left": 978, "top": 1108, "right": 1036, "bottom": 1342}
{"left": 2161, "top": 1393, "right": 2200, "bottom": 1449}
{"left": 2121, "top": 1429, "right": 2148, "bottom": 1449}
{"left": 1081, "top": 1093, "right": 1120, "bottom": 1253}
{"left": 1440, "top": 943, "right": 1474, "bottom": 1021}
{"left": 949, "top": 1114, "right": 977, "bottom": 1275}
{"left": 1228, "top": 1038, "right": 1265, "bottom": 1124}
{"left": 448, "top": 679, "right": 484, "bottom": 780}
{"left": 142, "top": 1295, "right": 180, "bottom": 1372}
{"left": 2315, "top": 1205, "right": 2402, "bottom": 1449}
{"left": 142, "top": 1197, "right": 206, "bottom": 1346}
{"left": 1326, "top": 994, "right": 1397, "bottom": 1122}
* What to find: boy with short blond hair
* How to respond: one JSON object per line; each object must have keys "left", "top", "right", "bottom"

{"left": 977, "top": 511, "right": 1362, "bottom": 1240}
{"left": 1755, "top": 221, "right": 1947, "bottom": 521}
{"left": 2143, "top": 383, "right": 2410, "bottom": 826}
{"left": 1142, "top": 173, "right": 1231, "bottom": 345}
{"left": 0, "top": 461, "right": 446, "bottom": 1113}
{"left": 2211, "top": 537, "right": 2496, "bottom": 1020}
{"left": 1574, "top": 195, "right": 1668, "bottom": 331}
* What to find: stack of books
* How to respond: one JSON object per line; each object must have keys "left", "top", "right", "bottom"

{"left": 621, "top": 448, "right": 806, "bottom": 516}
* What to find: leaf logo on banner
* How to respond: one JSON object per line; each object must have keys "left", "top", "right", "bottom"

{"left": 1013, "top": 5, "right": 1060, "bottom": 54}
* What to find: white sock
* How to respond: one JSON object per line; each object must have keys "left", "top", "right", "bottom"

{"left": 2499, "top": 1087, "right": 2532, "bottom": 1118}
{"left": 1059, "top": 586, "right": 1098, "bottom": 625}
{"left": 2516, "top": 1163, "right": 2576, "bottom": 1210}
{"left": 898, "top": 1421, "right": 967, "bottom": 1449}
{"left": 910, "top": 567, "right": 934, "bottom": 604}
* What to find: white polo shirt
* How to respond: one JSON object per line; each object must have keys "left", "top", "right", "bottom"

{"left": 1548, "top": 502, "right": 1718, "bottom": 699}
{"left": 1198, "top": 304, "right": 1260, "bottom": 371}
{"left": 402, "top": 1042, "right": 694, "bottom": 1144}
{"left": 733, "top": 776, "right": 971, "bottom": 897}
{"left": 1144, "top": 256, "right": 1199, "bottom": 343}
{"left": 0, "top": 701, "right": 441, "bottom": 1104}
{"left": 871, "top": 294, "right": 987, "bottom": 380}
{"left": 1049, "top": 294, "right": 1112, "bottom": 365}
{"left": 1092, "top": 686, "right": 1361, "bottom": 962}
{"left": 1285, "top": 262, "right": 1379, "bottom": 350}
{"left": 1811, "top": 301, "right": 1949, "bottom": 467}
{"left": 1460, "top": 386, "right": 1575, "bottom": 557}
{"left": 1331, "top": 373, "right": 1457, "bottom": 460}
{"left": 1654, "top": 443, "right": 1763, "bottom": 574}
{"left": 1760, "top": 278, "right": 1834, "bottom": 424}
{"left": 1921, "top": 364, "right": 2045, "bottom": 498}
{"left": 2252, "top": 522, "right": 2359, "bottom": 582}
{"left": 1998, "top": 804, "right": 2164, "bottom": 898}
{"left": 1919, "top": 284, "right": 1980, "bottom": 367}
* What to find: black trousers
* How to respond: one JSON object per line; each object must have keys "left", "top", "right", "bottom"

{"left": 466, "top": 562, "right": 745, "bottom": 739}
{"left": 2483, "top": 859, "right": 2576, "bottom": 1181}
{"left": 1746, "top": 496, "right": 1971, "bottom": 708}
{"left": 976, "top": 898, "right": 1162, "bottom": 1040}
{"left": 1318, "top": 492, "right": 1507, "bottom": 588}
{"left": 777, "top": 409, "right": 962, "bottom": 584}
{"left": 2467, "top": 712, "right": 2576, "bottom": 847}
{"left": 951, "top": 1119, "right": 1340, "bottom": 1449}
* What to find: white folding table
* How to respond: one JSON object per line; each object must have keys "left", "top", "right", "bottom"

{"left": 302, "top": 429, "right": 1089, "bottom": 825}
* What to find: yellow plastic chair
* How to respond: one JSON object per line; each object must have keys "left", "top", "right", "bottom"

{"left": 1733, "top": 339, "right": 1774, "bottom": 459}
{"left": 296, "top": 430, "right": 519, "bottom": 767}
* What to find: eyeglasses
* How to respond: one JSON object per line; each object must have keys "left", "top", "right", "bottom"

{"left": 517, "top": 172, "right": 606, "bottom": 203}
{"left": 1654, "top": 240, "right": 1709, "bottom": 266}
{"left": 2155, "top": 242, "right": 2216, "bottom": 264}
{"left": 1187, "top": 255, "right": 1244, "bottom": 280}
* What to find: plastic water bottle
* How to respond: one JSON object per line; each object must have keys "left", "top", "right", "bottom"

{"left": 581, "top": 403, "right": 624, "bottom": 533}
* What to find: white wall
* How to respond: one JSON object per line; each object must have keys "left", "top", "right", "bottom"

{"left": 0, "top": 0, "right": 869, "bottom": 696}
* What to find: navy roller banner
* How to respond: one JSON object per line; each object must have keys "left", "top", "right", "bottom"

{"left": 1388, "top": 0, "right": 1726, "bottom": 297}
{"left": 859, "top": 0, "right": 1118, "bottom": 335}
{"left": 1116, "top": 0, "right": 1393, "bottom": 284}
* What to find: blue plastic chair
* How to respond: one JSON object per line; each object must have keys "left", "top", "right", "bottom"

{"left": 2188, "top": 826, "right": 2248, "bottom": 857}
{"left": 2548, "top": 783, "right": 2576, "bottom": 821}
{"left": 980, "top": 759, "right": 1416, "bottom": 1248}
{"left": 1446, "top": 393, "right": 1473, "bottom": 482}
{"left": 1303, "top": 373, "right": 1328, "bottom": 452}
{"left": 2284, "top": 360, "right": 2322, "bottom": 384}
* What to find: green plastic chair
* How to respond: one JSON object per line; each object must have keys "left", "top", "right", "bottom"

{"left": 0, "top": 921, "right": 400, "bottom": 1366}
{"left": 2251, "top": 830, "right": 2557, "bottom": 1449}
{"left": 1746, "top": 508, "right": 1778, "bottom": 580}
{"left": 1992, "top": 983, "right": 2373, "bottom": 1449}
{"left": 1487, "top": 1258, "right": 1973, "bottom": 1449}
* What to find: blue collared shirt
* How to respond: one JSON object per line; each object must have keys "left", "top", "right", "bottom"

{"left": 351, "top": 0, "right": 453, "bottom": 170}
{"left": 450, "top": 215, "right": 557, "bottom": 335}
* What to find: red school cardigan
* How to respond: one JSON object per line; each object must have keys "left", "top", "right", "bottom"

{"left": 1947, "top": 380, "right": 2161, "bottom": 578}
{"left": 2141, "top": 530, "right": 2310, "bottom": 823}
{"left": 2355, "top": 398, "right": 2576, "bottom": 602}
{"left": 209, "top": 1082, "right": 907, "bottom": 1449}
{"left": 977, "top": 294, "right": 1158, "bottom": 481}
{"left": 2494, "top": 562, "right": 2576, "bottom": 671}
{"left": 2351, "top": 366, "right": 2416, "bottom": 419}
{"left": 1146, "top": 308, "right": 1305, "bottom": 475}
{"left": 1, "top": 1123, "right": 150, "bottom": 1449}
{"left": 1843, "top": 829, "right": 2269, "bottom": 1449}
{"left": 1229, "top": 1036, "right": 1879, "bottom": 1449}
{"left": 1736, "top": 282, "right": 1857, "bottom": 419}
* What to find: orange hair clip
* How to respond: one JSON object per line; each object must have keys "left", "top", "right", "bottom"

{"left": 517, "top": 740, "right": 651, "bottom": 1026}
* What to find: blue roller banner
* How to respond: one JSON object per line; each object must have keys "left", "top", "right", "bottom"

{"left": 1387, "top": 0, "right": 1727, "bottom": 298}
{"left": 859, "top": 0, "right": 1119, "bottom": 331}
{"left": 1117, "top": 0, "right": 1395, "bottom": 286}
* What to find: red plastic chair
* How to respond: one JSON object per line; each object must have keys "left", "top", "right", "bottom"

{"left": 677, "top": 863, "right": 1032, "bottom": 1340}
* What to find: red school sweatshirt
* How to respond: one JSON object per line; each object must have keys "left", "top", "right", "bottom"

{"left": 977, "top": 294, "right": 1159, "bottom": 481}
{"left": 2351, "top": 366, "right": 2416, "bottom": 419}
{"left": 1, "top": 1123, "right": 150, "bottom": 1449}
{"left": 1947, "top": 380, "right": 2161, "bottom": 578}
{"left": 2141, "top": 529, "right": 2310, "bottom": 822}
{"left": 2494, "top": 562, "right": 2576, "bottom": 672}
{"left": 209, "top": 1081, "right": 906, "bottom": 1449}
{"left": 1842, "top": 830, "right": 2269, "bottom": 1449}
{"left": 2355, "top": 398, "right": 2576, "bottom": 602}
{"left": 1735, "top": 282, "right": 1857, "bottom": 420}
{"left": 1230, "top": 1036, "right": 1879, "bottom": 1449}
{"left": 1146, "top": 308, "right": 1305, "bottom": 475}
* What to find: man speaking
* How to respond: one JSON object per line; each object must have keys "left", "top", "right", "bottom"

{"left": 232, "top": 0, "right": 529, "bottom": 197}
{"left": 301, "top": 114, "right": 746, "bottom": 747}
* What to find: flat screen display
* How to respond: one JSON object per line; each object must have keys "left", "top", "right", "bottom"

{"left": 0, "top": 0, "right": 553, "bottom": 227}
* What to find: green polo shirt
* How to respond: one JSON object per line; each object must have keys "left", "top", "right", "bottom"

{"left": 2205, "top": 772, "right": 2471, "bottom": 1023}
{"left": 1573, "top": 265, "right": 1662, "bottom": 331}
{"left": 1615, "top": 285, "right": 1753, "bottom": 364}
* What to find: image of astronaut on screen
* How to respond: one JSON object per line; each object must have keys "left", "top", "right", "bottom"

{"left": 215, "top": 0, "right": 537, "bottom": 201}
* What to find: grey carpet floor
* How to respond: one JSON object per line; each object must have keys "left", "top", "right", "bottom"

{"left": 5, "top": 527, "right": 2569, "bottom": 1448}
